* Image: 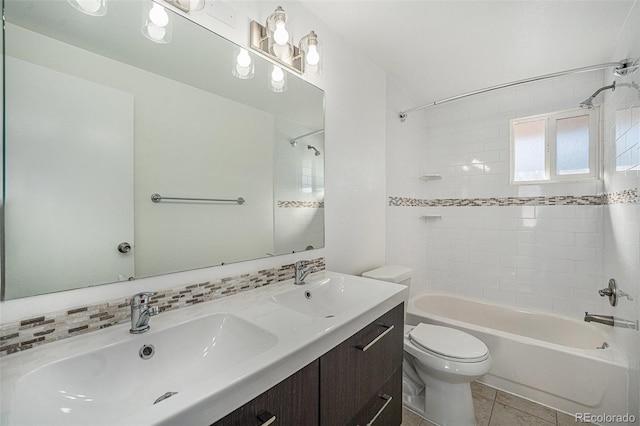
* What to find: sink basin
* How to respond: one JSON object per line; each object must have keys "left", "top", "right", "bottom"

{"left": 11, "top": 314, "right": 277, "bottom": 425}
{"left": 270, "top": 276, "right": 388, "bottom": 318}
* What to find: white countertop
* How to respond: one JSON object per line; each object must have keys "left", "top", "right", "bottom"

{"left": 0, "top": 271, "right": 407, "bottom": 425}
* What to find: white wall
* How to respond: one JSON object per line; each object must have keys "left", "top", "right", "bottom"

{"left": 0, "top": 0, "right": 387, "bottom": 322}
{"left": 385, "top": 76, "right": 429, "bottom": 295}
{"left": 602, "top": 0, "right": 640, "bottom": 419}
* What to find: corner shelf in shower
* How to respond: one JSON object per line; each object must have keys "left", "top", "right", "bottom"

{"left": 419, "top": 174, "right": 442, "bottom": 181}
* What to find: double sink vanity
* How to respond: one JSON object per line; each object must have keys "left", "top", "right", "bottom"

{"left": 0, "top": 272, "right": 407, "bottom": 425}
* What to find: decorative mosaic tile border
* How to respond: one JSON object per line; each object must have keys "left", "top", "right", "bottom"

{"left": 0, "top": 257, "right": 325, "bottom": 357}
{"left": 277, "top": 200, "right": 324, "bottom": 208}
{"left": 389, "top": 189, "right": 638, "bottom": 207}
{"left": 603, "top": 188, "right": 638, "bottom": 205}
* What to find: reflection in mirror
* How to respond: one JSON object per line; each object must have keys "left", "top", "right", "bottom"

{"left": 2, "top": 0, "right": 325, "bottom": 299}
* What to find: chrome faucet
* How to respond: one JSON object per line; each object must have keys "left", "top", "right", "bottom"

{"left": 130, "top": 292, "right": 159, "bottom": 334}
{"left": 584, "top": 312, "right": 614, "bottom": 327}
{"left": 584, "top": 312, "right": 638, "bottom": 330}
{"left": 294, "top": 260, "right": 317, "bottom": 285}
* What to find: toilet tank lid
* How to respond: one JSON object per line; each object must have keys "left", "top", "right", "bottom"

{"left": 362, "top": 265, "right": 412, "bottom": 283}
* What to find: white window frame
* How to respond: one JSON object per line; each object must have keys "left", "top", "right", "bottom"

{"left": 510, "top": 108, "right": 599, "bottom": 184}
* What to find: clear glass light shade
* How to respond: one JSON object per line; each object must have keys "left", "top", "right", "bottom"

{"left": 232, "top": 47, "right": 254, "bottom": 80}
{"left": 299, "top": 31, "right": 321, "bottom": 77}
{"left": 266, "top": 7, "right": 293, "bottom": 62}
{"left": 173, "top": 0, "right": 205, "bottom": 11}
{"left": 141, "top": 2, "right": 172, "bottom": 44}
{"left": 67, "top": 0, "right": 107, "bottom": 16}
{"left": 269, "top": 65, "right": 288, "bottom": 93}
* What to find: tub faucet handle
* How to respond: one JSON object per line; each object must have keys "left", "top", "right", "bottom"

{"left": 598, "top": 279, "right": 619, "bottom": 306}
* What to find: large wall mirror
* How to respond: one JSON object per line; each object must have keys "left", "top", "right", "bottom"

{"left": 2, "top": 0, "right": 325, "bottom": 299}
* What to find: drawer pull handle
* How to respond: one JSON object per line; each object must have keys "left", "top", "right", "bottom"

{"left": 257, "top": 410, "right": 276, "bottom": 426}
{"left": 366, "top": 394, "right": 393, "bottom": 426}
{"left": 355, "top": 323, "right": 395, "bottom": 352}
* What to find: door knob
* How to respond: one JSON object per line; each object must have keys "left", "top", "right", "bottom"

{"left": 118, "top": 242, "right": 132, "bottom": 253}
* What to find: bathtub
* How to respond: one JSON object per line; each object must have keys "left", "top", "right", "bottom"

{"left": 406, "top": 293, "right": 629, "bottom": 421}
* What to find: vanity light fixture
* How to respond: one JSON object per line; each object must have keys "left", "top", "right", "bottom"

{"left": 67, "top": 0, "right": 107, "bottom": 16}
{"left": 141, "top": 2, "right": 173, "bottom": 44}
{"left": 250, "top": 6, "right": 322, "bottom": 77}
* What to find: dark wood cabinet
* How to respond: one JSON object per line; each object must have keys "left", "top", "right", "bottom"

{"left": 347, "top": 368, "right": 403, "bottom": 426}
{"left": 320, "top": 303, "right": 404, "bottom": 426}
{"left": 212, "top": 303, "right": 403, "bottom": 426}
{"left": 211, "top": 360, "right": 319, "bottom": 426}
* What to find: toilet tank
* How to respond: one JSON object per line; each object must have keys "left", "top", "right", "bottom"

{"left": 362, "top": 265, "right": 412, "bottom": 286}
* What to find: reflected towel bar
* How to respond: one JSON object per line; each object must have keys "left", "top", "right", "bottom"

{"left": 151, "top": 193, "right": 245, "bottom": 204}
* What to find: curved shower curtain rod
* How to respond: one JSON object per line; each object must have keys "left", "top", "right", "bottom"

{"left": 398, "top": 58, "right": 639, "bottom": 122}
{"left": 290, "top": 129, "right": 325, "bottom": 146}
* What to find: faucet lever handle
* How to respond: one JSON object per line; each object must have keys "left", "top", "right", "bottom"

{"left": 131, "top": 291, "right": 157, "bottom": 306}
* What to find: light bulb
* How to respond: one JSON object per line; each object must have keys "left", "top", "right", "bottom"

{"left": 306, "top": 45, "right": 320, "bottom": 66}
{"left": 271, "top": 66, "right": 284, "bottom": 83}
{"left": 77, "top": 0, "right": 102, "bottom": 13}
{"left": 236, "top": 49, "right": 251, "bottom": 68}
{"left": 273, "top": 21, "right": 289, "bottom": 46}
{"left": 270, "top": 66, "right": 286, "bottom": 91}
{"left": 149, "top": 4, "right": 169, "bottom": 28}
{"left": 147, "top": 24, "right": 166, "bottom": 41}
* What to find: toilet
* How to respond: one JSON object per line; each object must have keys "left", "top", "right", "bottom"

{"left": 362, "top": 266, "right": 491, "bottom": 426}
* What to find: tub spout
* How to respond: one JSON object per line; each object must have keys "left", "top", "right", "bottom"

{"left": 584, "top": 312, "right": 638, "bottom": 330}
{"left": 584, "top": 312, "right": 614, "bottom": 327}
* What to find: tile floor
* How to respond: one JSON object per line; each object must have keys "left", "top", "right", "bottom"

{"left": 401, "top": 382, "right": 594, "bottom": 426}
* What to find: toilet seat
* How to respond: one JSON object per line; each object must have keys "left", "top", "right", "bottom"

{"left": 408, "top": 323, "right": 489, "bottom": 363}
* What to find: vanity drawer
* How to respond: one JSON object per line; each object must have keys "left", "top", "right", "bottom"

{"left": 211, "top": 360, "right": 319, "bottom": 426}
{"left": 319, "top": 303, "right": 404, "bottom": 426}
{"left": 348, "top": 367, "right": 402, "bottom": 426}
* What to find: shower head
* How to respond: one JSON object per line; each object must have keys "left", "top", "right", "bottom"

{"left": 307, "top": 145, "right": 321, "bottom": 156}
{"left": 579, "top": 98, "right": 594, "bottom": 110}
{"left": 579, "top": 81, "right": 616, "bottom": 109}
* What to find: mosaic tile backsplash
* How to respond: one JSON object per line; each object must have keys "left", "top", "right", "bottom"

{"left": 0, "top": 257, "right": 325, "bottom": 357}
{"left": 277, "top": 200, "right": 325, "bottom": 208}
{"left": 389, "top": 188, "right": 638, "bottom": 207}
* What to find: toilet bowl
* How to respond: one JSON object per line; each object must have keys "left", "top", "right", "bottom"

{"left": 362, "top": 266, "right": 492, "bottom": 426}
{"left": 403, "top": 324, "right": 491, "bottom": 425}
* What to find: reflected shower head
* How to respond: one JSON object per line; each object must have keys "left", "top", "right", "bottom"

{"left": 307, "top": 145, "right": 321, "bottom": 156}
{"left": 579, "top": 81, "right": 616, "bottom": 109}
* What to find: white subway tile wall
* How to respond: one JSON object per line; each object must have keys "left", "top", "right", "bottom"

{"left": 386, "top": 70, "right": 639, "bottom": 319}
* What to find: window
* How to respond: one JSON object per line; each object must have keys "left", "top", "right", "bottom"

{"left": 510, "top": 108, "right": 598, "bottom": 183}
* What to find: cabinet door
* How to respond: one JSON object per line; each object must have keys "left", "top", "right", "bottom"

{"left": 212, "top": 360, "right": 319, "bottom": 426}
{"left": 319, "top": 303, "right": 404, "bottom": 426}
{"left": 348, "top": 367, "right": 402, "bottom": 426}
